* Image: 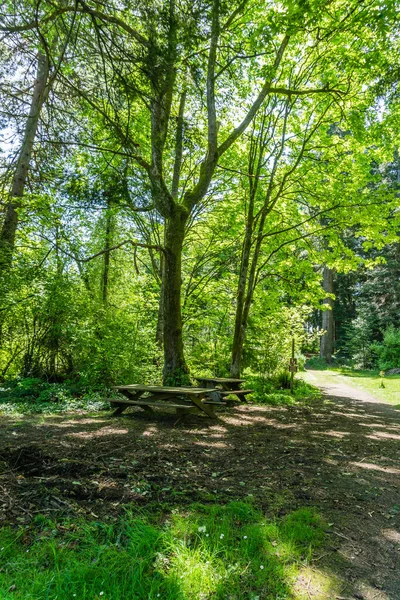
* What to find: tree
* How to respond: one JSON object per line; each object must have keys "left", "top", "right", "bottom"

{"left": 1, "top": 0, "right": 398, "bottom": 385}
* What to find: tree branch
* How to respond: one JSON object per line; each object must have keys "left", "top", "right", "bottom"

{"left": 0, "top": 3, "right": 149, "bottom": 47}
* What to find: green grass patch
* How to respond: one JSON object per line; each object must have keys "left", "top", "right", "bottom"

{"left": 0, "top": 502, "right": 329, "bottom": 599}
{"left": 336, "top": 369, "right": 400, "bottom": 406}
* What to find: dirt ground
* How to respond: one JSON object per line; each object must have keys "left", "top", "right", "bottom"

{"left": 0, "top": 371, "right": 399, "bottom": 600}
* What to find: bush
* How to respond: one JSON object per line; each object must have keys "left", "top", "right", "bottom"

{"left": 246, "top": 374, "right": 321, "bottom": 405}
{"left": 371, "top": 326, "right": 400, "bottom": 371}
{"left": 0, "top": 378, "right": 112, "bottom": 414}
{"left": 304, "top": 356, "right": 328, "bottom": 370}
{"left": 272, "top": 370, "right": 292, "bottom": 389}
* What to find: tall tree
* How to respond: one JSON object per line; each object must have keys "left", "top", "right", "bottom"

{"left": 1, "top": 0, "right": 396, "bottom": 383}
{"left": 0, "top": 50, "right": 49, "bottom": 273}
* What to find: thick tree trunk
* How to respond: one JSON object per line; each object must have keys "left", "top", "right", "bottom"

{"left": 162, "top": 207, "right": 189, "bottom": 385}
{"left": 0, "top": 51, "right": 49, "bottom": 274}
{"left": 320, "top": 266, "right": 334, "bottom": 363}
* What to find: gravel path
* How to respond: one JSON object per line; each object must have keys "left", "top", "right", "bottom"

{"left": 303, "top": 369, "right": 388, "bottom": 405}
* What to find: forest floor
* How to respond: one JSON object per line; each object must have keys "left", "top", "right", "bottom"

{"left": 0, "top": 370, "right": 399, "bottom": 599}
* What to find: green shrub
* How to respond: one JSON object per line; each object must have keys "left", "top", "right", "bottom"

{"left": 0, "top": 378, "right": 113, "bottom": 414}
{"left": 246, "top": 374, "right": 320, "bottom": 405}
{"left": 371, "top": 325, "right": 400, "bottom": 371}
{"left": 273, "top": 370, "right": 292, "bottom": 390}
{"left": 304, "top": 356, "right": 328, "bottom": 370}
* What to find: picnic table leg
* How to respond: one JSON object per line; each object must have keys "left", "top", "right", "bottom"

{"left": 174, "top": 406, "right": 198, "bottom": 425}
{"left": 112, "top": 390, "right": 146, "bottom": 416}
{"left": 221, "top": 383, "right": 248, "bottom": 403}
{"left": 111, "top": 403, "right": 128, "bottom": 416}
{"left": 191, "top": 397, "right": 217, "bottom": 419}
{"left": 138, "top": 405, "right": 154, "bottom": 414}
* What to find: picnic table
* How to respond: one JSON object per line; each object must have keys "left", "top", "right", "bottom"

{"left": 110, "top": 384, "right": 223, "bottom": 420}
{"left": 194, "top": 377, "right": 252, "bottom": 402}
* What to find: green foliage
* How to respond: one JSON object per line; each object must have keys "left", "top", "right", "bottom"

{"left": 0, "top": 378, "right": 111, "bottom": 414}
{"left": 291, "top": 380, "right": 322, "bottom": 402}
{"left": 273, "top": 370, "right": 292, "bottom": 390}
{"left": 245, "top": 306, "right": 316, "bottom": 378}
{"left": 247, "top": 375, "right": 321, "bottom": 406}
{"left": 304, "top": 357, "right": 328, "bottom": 370}
{"left": 0, "top": 501, "right": 327, "bottom": 599}
{"left": 371, "top": 326, "right": 400, "bottom": 370}
{"left": 0, "top": 0, "right": 399, "bottom": 390}
{"left": 342, "top": 310, "right": 376, "bottom": 369}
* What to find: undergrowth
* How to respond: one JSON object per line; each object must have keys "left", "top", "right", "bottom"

{"left": 0, "top": 501, "right": 327, "bottom": 599}
{"left": 0, "top": 378, "right": 113, "bottom": 415}
{"left": 246, "top": 375, "right": 321, "bottom": 406}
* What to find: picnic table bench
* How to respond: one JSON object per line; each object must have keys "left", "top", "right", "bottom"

{"left": 194, "top": 377, "right": 253, "bottom": 402}
{"left": 110, "top": 384, "right": 223, "bottom": 420}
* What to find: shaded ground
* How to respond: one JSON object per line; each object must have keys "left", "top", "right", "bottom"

{"left": 1, "top": 371, "right": 399, "bottom": 599}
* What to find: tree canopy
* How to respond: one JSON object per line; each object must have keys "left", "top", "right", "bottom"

{"left": 1, "top": 0, "right": 399, "bottom": 384}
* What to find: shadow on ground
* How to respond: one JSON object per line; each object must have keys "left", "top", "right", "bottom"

{"left": 1, "top": 385, "right": 399, "bottom": 599}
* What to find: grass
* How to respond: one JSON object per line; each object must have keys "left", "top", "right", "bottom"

{"left": 0, "top": 501, "right": 332, "bottom": 599}
{"left": 336, "top": 369, "right": 400, "bottom": 406}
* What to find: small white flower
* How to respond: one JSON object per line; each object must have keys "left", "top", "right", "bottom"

{"left": 99, "top": 593, "right": 104, "bottom": 596}
{"left": 220, "top": 534, "right": 224, "bottom": 539}
{"left": 206, "top": 533, "right": 209, "bottom": 537}
{"left": 243, "top": 535, "right": 247, "bottom": 539}
{"left": 260, "top": 565, "right": 264, "bottom": 570}
{"left": 198, "top": 526, "right": 206, "bottom": 533}
{"left": 26, "top": 550, "right": 29, "bottom": 553}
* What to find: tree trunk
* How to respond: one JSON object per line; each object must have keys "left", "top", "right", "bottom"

{"left": 155, "top": 251, "right": 165, "bottom": 348}
{"left": 0, "top": 51, "right": 49, "bottom": 274}
{"left": 320, "top": 266, "right": 334, "bottom": 363}
{"left": 99, "top": 198, "right": 115, "bottom": 385}
{"left": 102, "top": 200, "right": 114, "bottom": 306}
{"left": 162, "top": 207, "right": 189, "bottom": 385}
{"left": 230, "top": 217, "right": 253, "bottom": 378}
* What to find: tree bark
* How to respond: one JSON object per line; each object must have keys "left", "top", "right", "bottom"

{"left": 155, "top": 248, "right": 165, "bottom": 348}
{"left": 162, "top": 206, "right": 190, "bottom": 384}
{"left": 102, "top": 199, "right": 114, "bottom": 306}
{"left": 0, "top": 51, "right": 49, "bottom": 274}
{"left": 230, "top": 204, "right": 254, "bottom": 378}
{"left": 320, "top": 266, "right": 334, "bottom": 363}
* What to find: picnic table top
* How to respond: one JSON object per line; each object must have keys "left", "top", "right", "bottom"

{"left": 195, "top": 377, "right": 245, "bottom": 384}
{"left": 113, "top": 384, "right": 217, "bottom": 395}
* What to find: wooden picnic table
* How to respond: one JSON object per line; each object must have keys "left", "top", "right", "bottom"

{"left": 194, "top": 377, "right": 252, "bottom": 402}
{"left": 110, "top": 384, "right": 223, "bottom": 420}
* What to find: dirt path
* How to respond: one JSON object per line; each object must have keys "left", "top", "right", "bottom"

{"left": 1, "top": 374, "right": 399, "bottom": 599}
{"left": 302, "top": 369, "right": 390, "bottom": 405}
